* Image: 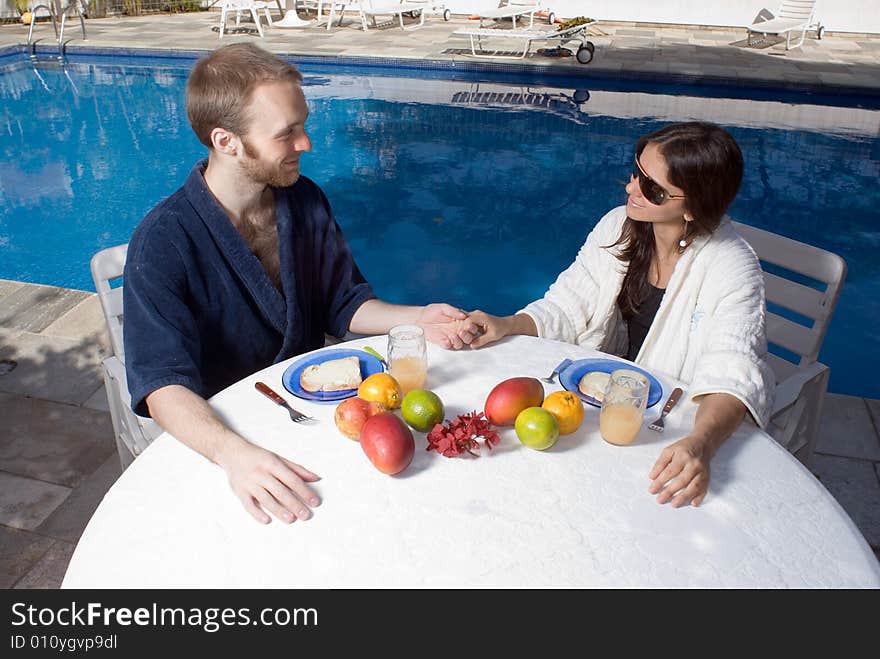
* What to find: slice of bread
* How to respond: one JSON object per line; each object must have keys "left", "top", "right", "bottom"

{"left": 300, "top": 356, "right": 362, "bottom": 392}
{"left": 578, "top": 371, "right": 611, "bottom": 402}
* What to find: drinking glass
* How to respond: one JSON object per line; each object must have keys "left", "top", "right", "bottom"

{"left": 599, "top": 369, "right": 649, "bottom": 446}
{"left": 387, "top": 325, "right": 427, "bottom": 394}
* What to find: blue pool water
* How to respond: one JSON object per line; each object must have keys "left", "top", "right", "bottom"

{"left": 1, "top": 52, "right": 878, "bottom": 397}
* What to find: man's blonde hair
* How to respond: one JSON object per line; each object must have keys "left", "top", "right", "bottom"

{"left": 186, "top": 43, "right": 303, "bottom": 148}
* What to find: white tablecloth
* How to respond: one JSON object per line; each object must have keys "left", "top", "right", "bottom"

{"left": 63, "top": 336, "right": 880, "bottom": 588}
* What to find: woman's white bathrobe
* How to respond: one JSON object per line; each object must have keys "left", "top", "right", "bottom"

{"left": 520, "top": 206, "right": 775, "bottom": 427}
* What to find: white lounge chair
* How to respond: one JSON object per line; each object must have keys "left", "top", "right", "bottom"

{"left": 747, "top": 0, "right": 823, "bottom": 50}
{"left": 732, "top": 221, "right": 846, "bottom": 467}
{"left": 90, "top": 244, "right": 162, "bottom": 469}
{"left": 476, "top": 0, "right": 544, "bottom": 29}
{"left": 454, "top": 19, "right": 598, "bottom": 62}
{"left": 358, "top": 0, "right": 449, "bottom": 31}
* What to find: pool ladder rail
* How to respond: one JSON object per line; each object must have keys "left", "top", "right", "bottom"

{"left": 26, "top": 0, "right": 87, "bottom": 59}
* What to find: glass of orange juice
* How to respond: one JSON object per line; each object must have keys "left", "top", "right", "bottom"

{"left": 387, "top": 325, "right": 427, "bottom": 394}
{"left": 599, "top": 369, "right": 649, "bottom": 446}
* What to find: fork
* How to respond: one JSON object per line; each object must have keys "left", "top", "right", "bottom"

{"left": 647, "top": 387, "right": 683, "bottom": 432}
{"left": 541, "top": 358, "right": 572, "bottom": 384}
{"left": 255, "top": 381, "right": 316, "bottom": 424}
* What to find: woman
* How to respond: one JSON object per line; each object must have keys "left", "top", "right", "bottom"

{"left": 466, "top": 122, "right": 775, "bottom": 508}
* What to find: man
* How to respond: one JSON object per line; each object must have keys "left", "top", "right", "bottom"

{"left": 124, "top": 43, "right": 478, "bottom": 525}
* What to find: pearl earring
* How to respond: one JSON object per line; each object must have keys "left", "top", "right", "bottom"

{"left": 679, "top": 215, "right": 693, "bottom": 248}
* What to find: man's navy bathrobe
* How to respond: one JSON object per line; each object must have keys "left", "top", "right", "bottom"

{"left": 123, "top": 161, "right": 376, "bottom": 417}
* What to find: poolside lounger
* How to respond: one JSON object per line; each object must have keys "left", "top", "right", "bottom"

{"left": 358, "top": 0, "right": 450, "bottom": 31}
{"left": 476, "top": 0, "right": 543, "bottom": 29}
{"left": 746, "top": 0, "right": 823, "bottom": 50}
{"left": 454, "top": 20, "right": 598, "bottom": 62}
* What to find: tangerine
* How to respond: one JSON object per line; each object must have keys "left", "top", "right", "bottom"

{"left": 358, "top": 372, "right": 402, "bottom": 409}
{"left": 541, "top": 390, "right": 584, "bottom": 435}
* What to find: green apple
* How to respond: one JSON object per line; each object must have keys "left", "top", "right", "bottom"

{"left": 514, "top": 407, "right": 559, "bottom": 451}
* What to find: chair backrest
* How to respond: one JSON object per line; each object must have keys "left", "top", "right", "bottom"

{"left": 732, "top": 221, "right": 846, "bottom": 383}
{"left": 778, "top": 0, "right": 816, "bottom": 23}
{"left": 90, "top": 243, "right": 128, "bottom": 362}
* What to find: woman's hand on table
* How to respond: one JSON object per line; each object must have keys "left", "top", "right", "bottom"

{"left": 647, "top": 435, "right": 714, "bottom": 507}
{"left": 216, "top": 437, "right": 322, "bottom": 525}
{"left": 647, "top": 392, "right": 747, "bottom": 508}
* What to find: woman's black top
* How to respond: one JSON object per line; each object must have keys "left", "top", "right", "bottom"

{"left": 625, "top": 283, "right": 665, "bottom": 361}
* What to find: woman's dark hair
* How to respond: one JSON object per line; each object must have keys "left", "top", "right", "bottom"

{"left": 611, "top": 122, "right": 744, "bottom": 319}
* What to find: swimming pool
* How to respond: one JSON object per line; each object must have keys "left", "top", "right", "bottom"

{"left": 1, "top": 51, "right": 878, "bottom": 397}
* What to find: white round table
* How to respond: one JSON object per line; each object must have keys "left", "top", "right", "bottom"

{"left": 63, "top": 336, "right": 880, "bottom": 588}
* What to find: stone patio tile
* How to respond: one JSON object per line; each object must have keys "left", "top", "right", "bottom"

{"left": 13, "top": 539, "right": 76, "bottom": 589}
{"left": 36, "top": 454, "right": 121, "bottom": 544}
{"left": 0, "top": 279, "right": 24, "bottom": 301}
{"left": 82, "top": 384, "right": 111, "bottom": 413}
{"left": 616, "top": 29, "right": 657, "bottom": 37}
{"left": 0, "top": 392, "right": 115, "bottom": 488}
{"left": 811, "top": 454, "right": 880, "bottom": 548}
{"left": 41, "top": 295, "right": 111, "bottom": 353}
{"left": 865, "top": 398, "right": 880, "bottom": 434}
{"left": 0, "top": 526, "right": 55, "bottom": 589}
{"left": 0, "top": 284, "right": 90, "bottom": 333}
{"left": 816, "top": 394, "right": 880, "bottom": 461}
{"left": 0, "top": 472, "right": 71, "bottom": 531}
{"left": 0, "top": 329, "right": 105, "bottom": 406}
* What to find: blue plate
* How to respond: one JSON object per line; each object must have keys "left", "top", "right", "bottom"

{"left": 559, "top": 358, "right": 663, "bottom": 409}
{"left": 281, "top": 349, "right": 384, "bottom": 404}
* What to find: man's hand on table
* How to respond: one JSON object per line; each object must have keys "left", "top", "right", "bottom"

{"left": 216, "top": 436, "right": 322, "bottom": 524}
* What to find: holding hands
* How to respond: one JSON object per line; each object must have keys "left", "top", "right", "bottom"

{"left": 415, "top": 303, "right": 483, "bottom": 349}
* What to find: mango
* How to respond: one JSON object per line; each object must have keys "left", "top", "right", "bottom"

{"left": 360, "top": 412, "right": 415, "bottom": 475}
{"left": 484, "top": 377, "right": 545, "bottom": 426}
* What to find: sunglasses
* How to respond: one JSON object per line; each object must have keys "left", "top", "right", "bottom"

{"left": 632, "top": 154, "right": 686, "bottom": 206}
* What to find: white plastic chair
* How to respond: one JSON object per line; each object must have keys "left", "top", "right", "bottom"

{"left": 732, "top": 221, "right": 846, "bottom": 466}
{"left": 90, "top": 244, "right": 162, "bottom": 469}
{"left": 295, "top": 0, "right": 360, "bottom": 30}
{"left": 218, "top": 0, "right": 283, "bottom": 38}
{"left": 747, "top": 0, "right": 822, "bottom": 50}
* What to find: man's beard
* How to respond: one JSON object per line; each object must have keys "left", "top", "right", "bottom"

{"left": 240, "top": 138, "right": 299, "bottom": 188}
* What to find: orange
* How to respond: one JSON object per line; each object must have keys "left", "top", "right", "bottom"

{"left": 401, "top": 389, "right": 445, "bottom": 432}
{"left": 541, "top": 391, "right": 584, "bottom": 435}
{"left": 358, "top": 373, "right": 402, "bottom": 409}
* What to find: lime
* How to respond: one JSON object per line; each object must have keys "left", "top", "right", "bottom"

{"left": 515, "top": 407, "right": 559, "bottom": 450}
{"left": 401, "top": 389, "right": 445, "bottom": 432}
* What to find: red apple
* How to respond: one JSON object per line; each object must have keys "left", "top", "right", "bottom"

{"left": 484, "top": 377, "right": 545, "bottom": 426}
{"left": 360, "top": 412, "right": 415, "bottom": 475}
{"left": 334, "top": 397, "right": 387, "bottom": 440}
